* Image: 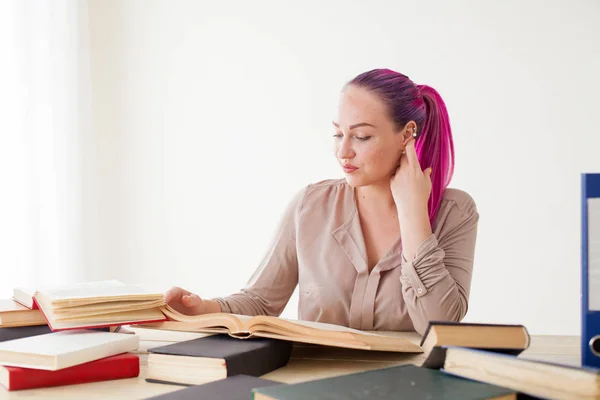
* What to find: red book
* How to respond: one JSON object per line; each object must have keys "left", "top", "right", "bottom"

{"left": 0, "top": 353, "right": 139, "bottom": 391}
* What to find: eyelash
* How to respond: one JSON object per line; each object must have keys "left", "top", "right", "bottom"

{"left": 333, "top": 134, "right": 372, "bottom": 142}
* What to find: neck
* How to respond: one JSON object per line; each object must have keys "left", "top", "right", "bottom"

{"left": 354, "top": 182, "right": 396, "bottom": 213}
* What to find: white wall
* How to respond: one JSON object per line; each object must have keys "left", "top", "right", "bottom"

{"left": 87, "top": 0, "right": 600, "bottom": 335}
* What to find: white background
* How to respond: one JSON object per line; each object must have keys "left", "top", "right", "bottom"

{"left": 4, "top": 0, "right": 599, "bottom": 336}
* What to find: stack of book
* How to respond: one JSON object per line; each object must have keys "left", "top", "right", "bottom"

{"left": 0, "top": 279, "right": 168, "bottom": 391}
{"left": 0, "top": 329, "right": 140, "bottom": 391}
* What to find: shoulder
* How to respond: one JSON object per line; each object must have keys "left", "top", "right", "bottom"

{"left": 440, "top": 188, "right": 478, "bottom": 216}
{"left": 290, "top": 178, "right": 348, "bottom": 205}
{"left": 434, "top": 187, "right": 479, "bottom": 235}
{"left": 285, "top": 178, "right": 350, "bottom": 221}
{"left": 305, "top": 178, "right": 347, "bottom": 194}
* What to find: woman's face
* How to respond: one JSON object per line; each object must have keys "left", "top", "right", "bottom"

{"left": 333, "top": 85, "right": 407, "bottom": 188}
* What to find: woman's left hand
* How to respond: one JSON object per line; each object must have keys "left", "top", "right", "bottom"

{"left": 390, "top": 139, "right": 432, "bottom": 218}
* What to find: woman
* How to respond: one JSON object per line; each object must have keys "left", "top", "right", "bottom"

{"left": 165, "top": 68, "right": 478, "bottom": 335}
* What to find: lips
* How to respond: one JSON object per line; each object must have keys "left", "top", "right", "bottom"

{"left": 342, "top": 165, "right": 358, "bottom": 173}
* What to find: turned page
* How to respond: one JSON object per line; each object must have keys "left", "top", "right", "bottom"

{"left": 36, "top": 280, "right": 164, "bottom": 307}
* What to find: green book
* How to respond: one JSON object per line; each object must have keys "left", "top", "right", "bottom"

{"left": 252, "top": 364, "right": 518, "bottom": 400}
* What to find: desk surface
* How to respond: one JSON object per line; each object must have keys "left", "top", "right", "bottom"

{"left": 0, "top": 333, "right": 581, "bottom": 400}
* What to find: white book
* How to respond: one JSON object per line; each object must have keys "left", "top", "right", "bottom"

{"left": 0, "top": 330, "right": 140, "bottom": 370}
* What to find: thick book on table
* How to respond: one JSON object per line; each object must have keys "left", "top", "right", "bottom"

{"left": 0, "top": 329, "right": 139, "bottom": 370}
{"left": 146, "top": 335, "right": 292, "bottom": 386}
{"left": 419, "top": 321, "right": 531, "bottom": 368}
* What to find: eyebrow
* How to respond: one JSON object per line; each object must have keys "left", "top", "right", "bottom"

{"left": 332, "top": 121, "right": 376, "bottom": 130}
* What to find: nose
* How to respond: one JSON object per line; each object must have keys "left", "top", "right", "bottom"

{"left": 337, "top": 136, "right": 355, "bottom": 160}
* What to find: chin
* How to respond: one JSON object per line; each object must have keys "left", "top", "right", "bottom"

{"left": 343, "top": 171, "right": 391, "bottom": 188}
{"left": 343, "top": 175, "right": 369, "bottom": 188}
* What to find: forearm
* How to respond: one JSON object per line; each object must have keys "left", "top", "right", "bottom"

{"left": 399, "top": 234, "right": 470, "bottom": 335}
{"left": 213, "top": 290, "right": 284, "bottom": 317}
{"left": 398, "top": 204, "right": 432, "bottom": 261}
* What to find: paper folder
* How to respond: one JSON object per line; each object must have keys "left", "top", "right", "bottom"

{"left": 582, "top": 173, "right": 600, "bottom": 368}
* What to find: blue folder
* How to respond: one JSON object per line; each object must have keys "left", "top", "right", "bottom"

{"left": 582, "top": 173, "right": 600, "bottom": 368}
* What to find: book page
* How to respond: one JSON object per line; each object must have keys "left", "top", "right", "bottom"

{"left": 159, "top": 307, "right": 249, "bottom": 332}
{"left": 256, "top": 316, "right": 380, "bottom": 336}
{"left": 38, "top": 280, "right": 163, "bottom": 301}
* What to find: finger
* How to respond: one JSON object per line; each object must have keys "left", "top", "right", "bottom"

{"left": 182, "top": 294, "right": 202, "bottom": 307}
{"left": 399, "top": 151, "right": 409, "bottom": 168}
{"left": 404, "top": 139, "right": 420, "bottom": 167}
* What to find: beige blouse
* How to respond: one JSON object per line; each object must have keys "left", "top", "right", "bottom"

{"left": 214, "top": 178, "right": 479, "bottom": 335}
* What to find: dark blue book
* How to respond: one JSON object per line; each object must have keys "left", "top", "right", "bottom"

{"left": 251, "top": 364, "right": 519, "bottom": 399}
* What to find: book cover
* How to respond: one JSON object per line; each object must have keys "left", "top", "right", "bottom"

{"left": 582, "top": 173, "right": 600, "bottom": 369}
{"left": 0, "top": 353, "right": 139, "bottom": 391}
{"left": 251, "top": 364, "right": 519, "bottom": 400}
{"left": 0, "top": 330, "right": 139, "bottom": 370}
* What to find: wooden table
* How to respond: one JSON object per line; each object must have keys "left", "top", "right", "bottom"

{"left": 0, "top": 333, "right": 581, "bottom": 399}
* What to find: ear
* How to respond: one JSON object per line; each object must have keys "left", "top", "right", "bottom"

{"left": 397, "top": 120, "right": 418, "bottom": 152}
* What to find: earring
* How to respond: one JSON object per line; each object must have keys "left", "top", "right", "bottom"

{"left": 412, "top": 128, "right": 417, "bottom": 137}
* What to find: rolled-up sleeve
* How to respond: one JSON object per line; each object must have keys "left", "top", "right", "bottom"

{"left": 399, "top": 200, "right": 479, "bottom": 335}
{"left": 213, "top": 186, "right": 308, "bottom": 317}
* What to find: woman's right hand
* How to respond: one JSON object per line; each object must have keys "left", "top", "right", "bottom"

{"left": 164, "top": 286, "right": 207, "bottom": 316}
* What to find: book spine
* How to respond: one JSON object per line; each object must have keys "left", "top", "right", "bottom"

{"left": 5, "top": 354, "right": 139, "bottom": 391}
{"left": 582, "top": 173, "right": 600, "bottom": 368}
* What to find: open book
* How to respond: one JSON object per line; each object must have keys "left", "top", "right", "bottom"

{"left": 14, "top": 280, "right": 167, "bottom": 331}
{"left": 140, "top": 305, "right": 424, "bottom": 352}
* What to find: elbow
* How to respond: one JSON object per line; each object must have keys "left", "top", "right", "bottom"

{"left": 435, "top": 291, "right": 469, "bottom": 323}
{"left": 411, "top": 292, "right": 469, "bottom": 335}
